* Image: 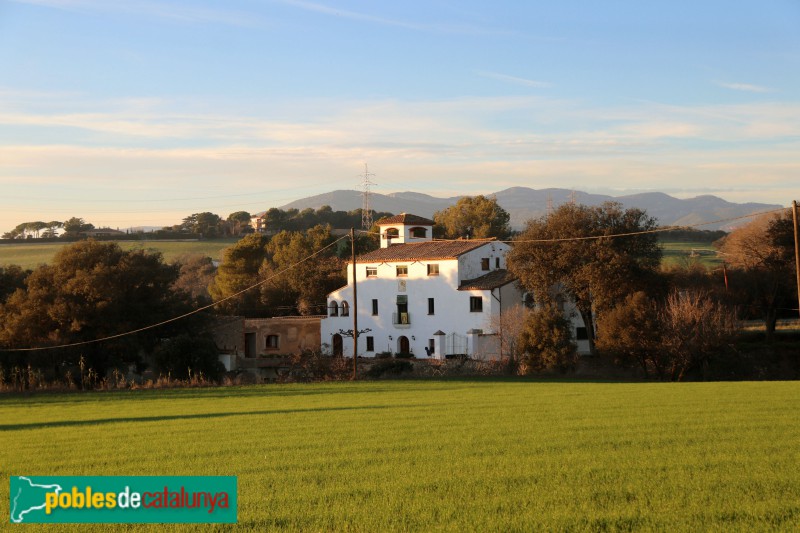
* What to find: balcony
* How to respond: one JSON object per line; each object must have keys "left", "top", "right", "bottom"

{"left": 392, "top": 312, "right": 411, "bottom": 328}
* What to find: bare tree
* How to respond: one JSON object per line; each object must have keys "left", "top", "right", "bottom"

{"left": 660, "top": 290, "right": 738, "bottom": 380}
{"left": 484, "top": 304, "right": 532, "bottom": 372}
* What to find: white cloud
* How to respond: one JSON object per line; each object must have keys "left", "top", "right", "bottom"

{"left": 476, "top": 71, "right": 552, "bottom": 89}
{"left": 717, "top": 81, "right": 773, "bottom": 93}
{"left": 2, "top": 93, "right": 799, "bottom": 232}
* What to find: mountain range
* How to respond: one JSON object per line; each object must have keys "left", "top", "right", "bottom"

{"left": 280, "top": 187, "right": 782, "bottom": 231}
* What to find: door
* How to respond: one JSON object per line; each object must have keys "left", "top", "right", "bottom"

{"left": 332, "top": 334, "right": 343, "bottom": 356}
{"left": 398, "top": 335, "right": 410, "bottom": 355}
{"left": 245, "top": 333, "right": 256, "bottom": 358}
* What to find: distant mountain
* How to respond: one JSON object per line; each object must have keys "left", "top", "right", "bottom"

{"left": 280, "top": 188, "right": 782, "bottom": 231}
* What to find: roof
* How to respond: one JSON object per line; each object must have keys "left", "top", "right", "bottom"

{"left": 356, "top": 239, "right": 494, "bottom": 262}
{"left": 458, "top": 269, "right": 516, "bottom": 291}
{"left": 375, "top": 213, "right": 435, "bottom": 226}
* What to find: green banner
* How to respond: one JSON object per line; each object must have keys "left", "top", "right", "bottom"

{"left": 9, "top": 476, "right": 237, "bottom": 523}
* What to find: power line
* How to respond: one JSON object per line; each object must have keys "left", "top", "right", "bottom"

{"left": 355, "top": 206, "right": 790, "bottom": 245}
{"left": 0, "top": 234, "right": 350, "bottom": 352}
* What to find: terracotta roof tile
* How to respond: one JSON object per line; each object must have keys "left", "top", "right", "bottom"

{"left": 458, "top": 269, "right": 516, "bottom": 291}
{"left": 375, "top": 213, "right": 435, "bottom": 226}
{"left": 357, "top": 239, "right": 494, "bottom": 262}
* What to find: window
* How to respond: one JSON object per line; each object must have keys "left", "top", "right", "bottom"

{"left": 427, "top": 263, "right": 439, "bottom": 276}
{"left": 385, "top": 228, "right": 399, "bottom": 239}
{"left": 428, "top": 298, "right": 435, "bottom": 315}
{"left": 428, "top": 339, "right": 435, "bottom": 355}
{"left": 372, "top": 299, "right": 378, "bottom": 316}
{"left": 328, "top": 301, "right": 338, "bottom": 317}
{"left": 523, "top": 292, "right": 535, "bottom": 309}
{"left": 481, "top": 258, "right": 490, "bottom": 271}
{"left": 366, "top": 336, "right": 374, "bottom": 352}
{"left": 410, "top": 226, "right": 427, "bottom": 238}
{"left": 396, "top": 265, "right": 408, "bottom": 277}
{"left": 576, "top": 327, "right": 589, "bottom": 340}
{"left": 470, "top": 296, "right": 483, "bottom": 312}
{"left": 340, "top": 301, "right": 349, "bottom": 316}
{"left": 266, "top": 335, "right": 279, "bottom": 349}
{"left": 366, "top": 266, "right": 377, "bottom": 277}
{"left": 495, "top": 257, "right": 500, "bottom": 269}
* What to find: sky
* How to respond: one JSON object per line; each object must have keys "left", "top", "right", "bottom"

{"left": 0, "top": 0, "right": 798, "bottom": 234}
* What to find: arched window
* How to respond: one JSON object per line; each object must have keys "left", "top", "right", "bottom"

{"left": 523, "top": 292, "right": 535, "bottom": 309}
{"left": 328, "top": 301, "right": 339, "bottom": 317}
{"left": 340, "top": 301, "right": 349, "bottom": 316}
{"left": 409, "top": 226, "right": 427, "bottom": 238}
{"left": 385, "top": 228, "right": 399, "bottom": 239}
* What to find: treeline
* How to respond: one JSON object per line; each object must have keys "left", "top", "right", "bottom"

{"left": 657, "top": 228, "right": 727, "bottom": 242}
{"left": 256, "top": 206, "right": 395, "bottom": 233}
{"left": 0, "top": 223, "right": 377, "bottom": 387}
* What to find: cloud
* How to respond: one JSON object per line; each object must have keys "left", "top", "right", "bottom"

{"left": 717, "top": 81, "right": 773, "bottom": 93}
{"left": 476, "top": 71, "right": 552, "bottom": 89}
{"left": 2, "top": 92, "right": 800, "bottom": 232}
{"left": 274, "top": 0, "right": 509, "bottom": 36}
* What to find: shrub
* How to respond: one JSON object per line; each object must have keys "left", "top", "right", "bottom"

{"left": 366, "top": 359, "right": 414, "bottom": 378}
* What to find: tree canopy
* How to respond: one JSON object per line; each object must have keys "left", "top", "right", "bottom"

{"left": 433, "top": 195, "right": 511, "bottom": 239}
{"left": 508, "top": 202, "right": 662, "bottom": 353}
{"left": 0, "top": 241, "right": 199, "bottom": 374}
{"left": 718, "top": 210, "right": 796, "bottom": 340}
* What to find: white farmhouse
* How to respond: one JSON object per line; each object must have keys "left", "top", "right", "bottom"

{"left": 322, "top": 213, "right": 589, "bottom": 359}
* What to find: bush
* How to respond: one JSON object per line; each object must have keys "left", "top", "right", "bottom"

{"left": 366, "top": 359, "right": 413, "bottom": 378}
{"left": 518, "top": 305, "right": 578, "bottom": 374}
{"left": 152, "top": 334, "right": 225, "bottom": 381}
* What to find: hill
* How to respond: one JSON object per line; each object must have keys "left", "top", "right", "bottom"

{"left": 280, "top": 188, "right": 781, "bottom": 230}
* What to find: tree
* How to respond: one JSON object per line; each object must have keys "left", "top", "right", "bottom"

{"left": 433, "top": 195, "right": 511, "bottom": 239}
{"left": 182, "top": 212, "right": 223, "bottom": 238}
{"left": 62, "top": 217, "right": 94, "bottom": 235}
{"left": 0, "top": 241, "right": 198, "bottom": 375}
{"left": 596, "top": 292, "right": 664, "bottom": 378}
{"left": 260, "top": 225, "right": 345, "bottom": 315}
{"left": 172, "top": 254, "right": 216, "bottom": 305}
{"left": 719, "top": 211, "right": 795, "bottom": 342}
{"left": 42, "top": 221, "right": 63, "bottom": 238}
{"left": 484, "top": 305, "right": 532, "bottom": 372}
{"left": 208, "top": 234, "right": 270, "bottom": 315}
{"left": 226, "top": 211, "right": 251, "bottom": 236}
{"left": 508, "top": 202, "right": 662, "bottom": 353}
{"left": 659, "top": 290, "right": 738, "bottom": 380}
{"left": 0, "top": 265, "right": 30, "bottom": 303}
{"left": 517, "top": 304, "right": 578, "bottom": 373}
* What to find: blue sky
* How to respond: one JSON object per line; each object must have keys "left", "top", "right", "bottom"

{"left": 1, "top": 0, "right": 798, "bottom": 233}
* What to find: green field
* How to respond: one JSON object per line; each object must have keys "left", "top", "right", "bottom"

{"left": 1, "top": 380, "right": 798, "bottom": 531}
{"left": 0, "top": 239, "right": 238, "bottom": 269}
{"left": 659, "top": 240, "right": 723, "bottom": 269}
{"left": 2, "top": 239, "right": 722, "bottom": 271}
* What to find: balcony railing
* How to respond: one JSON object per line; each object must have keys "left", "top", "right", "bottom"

{"left": 392, "top": 312, "right": 411, "bottom": 326}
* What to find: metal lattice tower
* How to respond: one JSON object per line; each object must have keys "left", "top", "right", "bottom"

{"left": 360, "top": 164, "right": 376, "bottom": 230}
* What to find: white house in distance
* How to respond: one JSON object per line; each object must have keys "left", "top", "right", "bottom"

{"left": 321, "top": 213, "right": 589, "bottom": 359}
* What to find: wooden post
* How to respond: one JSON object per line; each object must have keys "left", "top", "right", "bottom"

{"left": 351, "top": 228, "right": 358, "bottom": 379}
{"left": 793, "top": 201, "right": 800, "bottom": 319}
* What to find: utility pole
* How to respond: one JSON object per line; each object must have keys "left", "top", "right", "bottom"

{"left": 793, "top": 200, "right": 800, "bottom": 319}
{"left": 351, "top": 227, "right": 359, "bottom": 379}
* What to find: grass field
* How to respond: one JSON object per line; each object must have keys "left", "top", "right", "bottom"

{"left": 659, "top": 240, "right": 723, "bottom": 269}
{"left": 0, "top": 239, "right": 238, "bottom": 269}
{"left": 1, "top": 380, "right": 798, "bottom": 531}
{"left": 2, "top": 239, "right": 722, "bottom": 271}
